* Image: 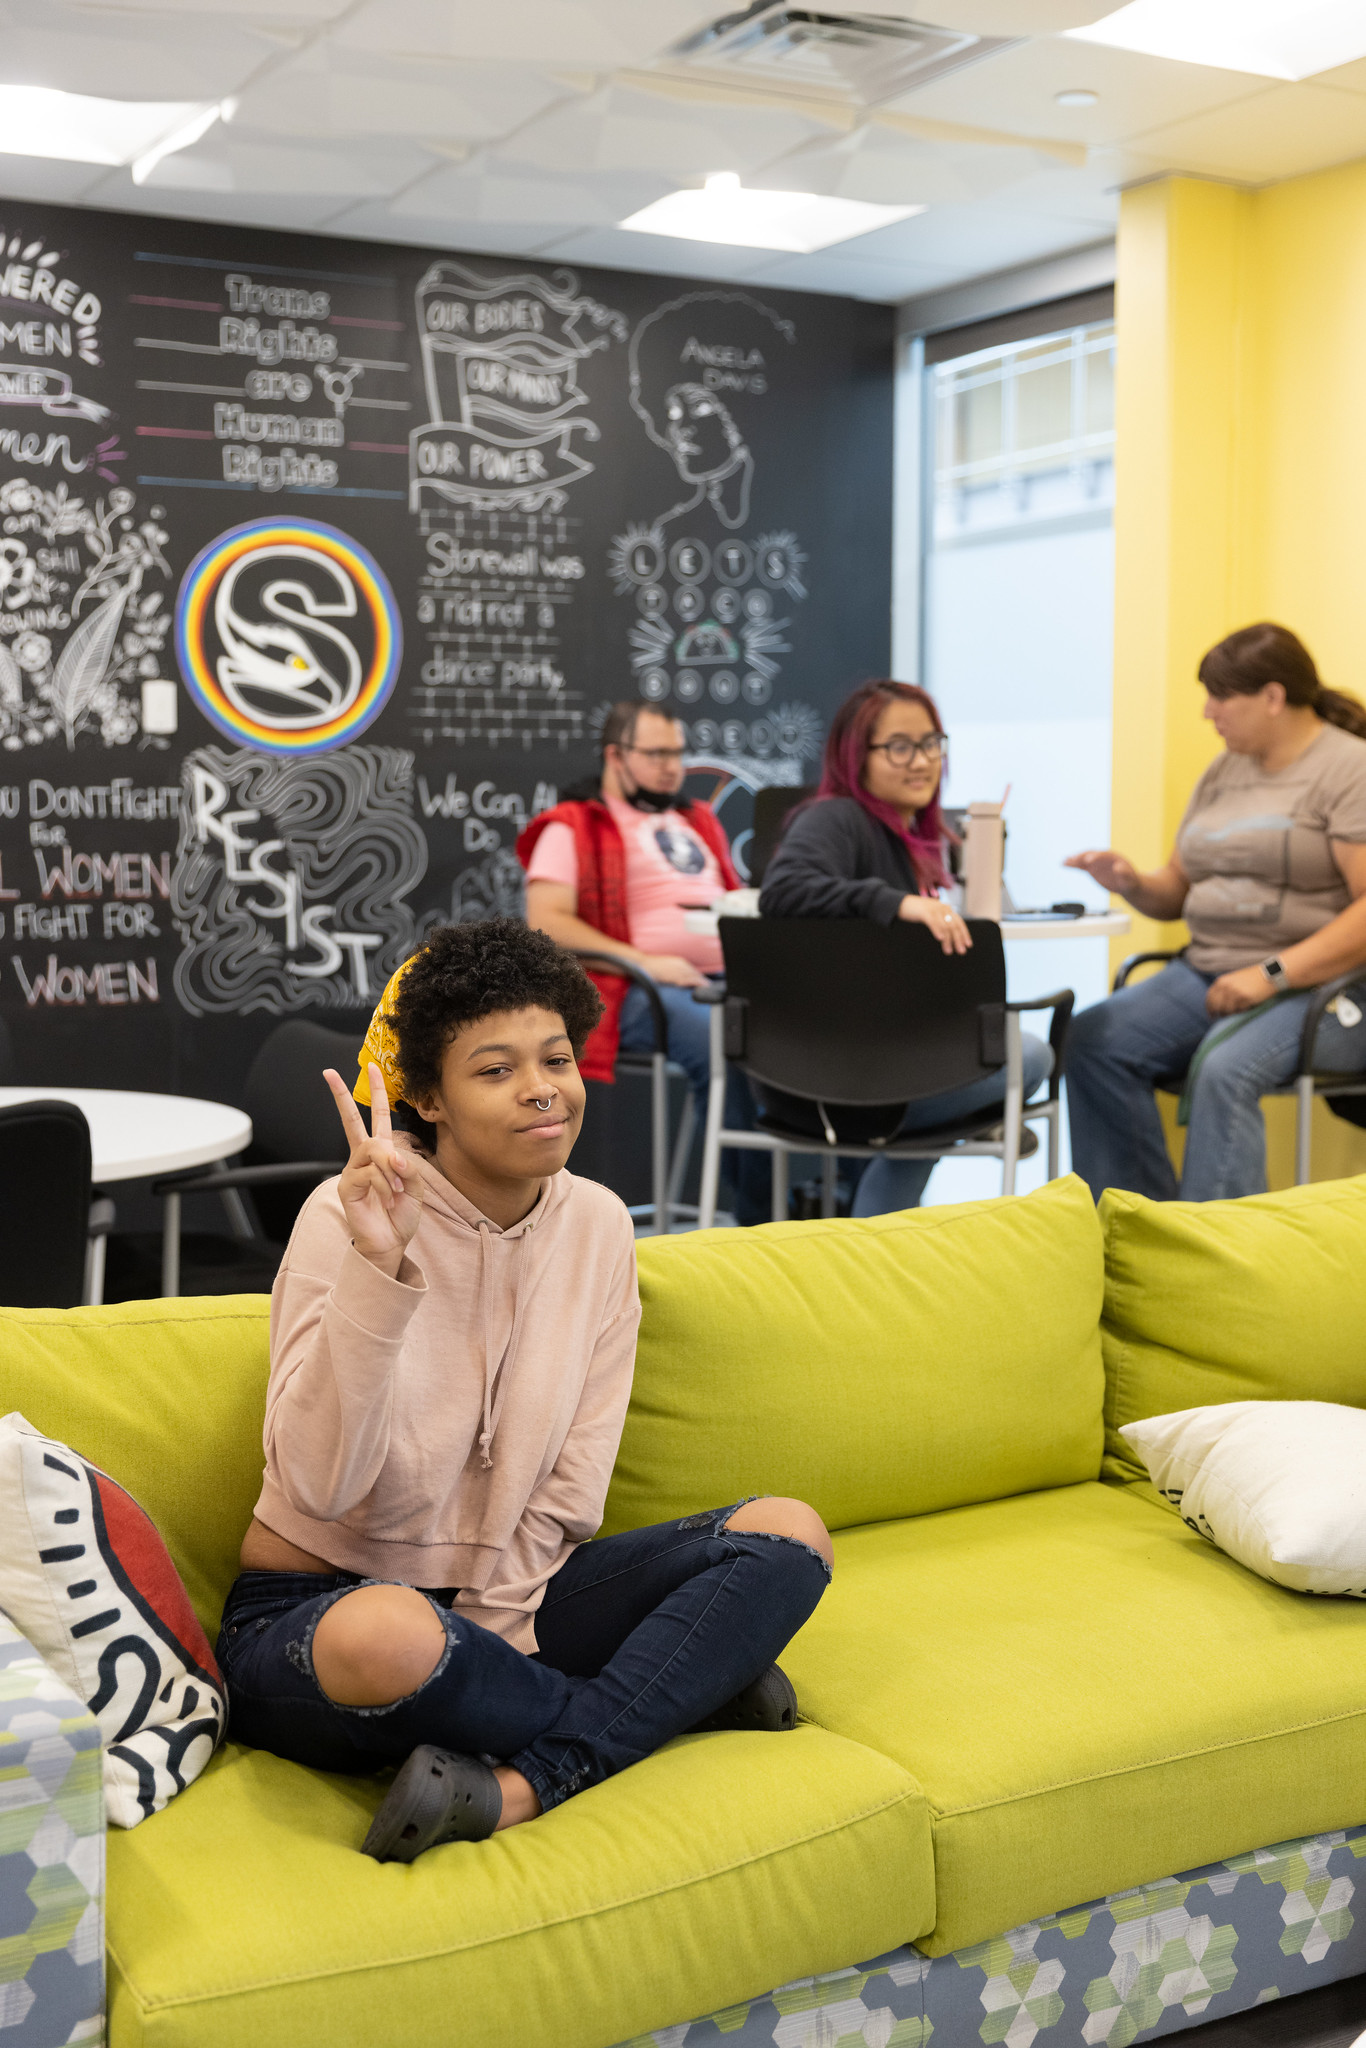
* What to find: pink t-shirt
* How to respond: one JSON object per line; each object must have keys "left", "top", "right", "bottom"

{"left": 525, "top": 798, "right": 725, "bottom": 972}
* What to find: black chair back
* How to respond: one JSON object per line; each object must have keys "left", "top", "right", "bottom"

{"left": 749, "top": 785, "right": 816, "bottom": 886}
{"left": 0, "top": 1101, "right": 92, "bottom": 1307}
{"left": 719, "top": 916, "right": 1008, "bottom": 1109}
{"left": 0, "top": 1014, "right": 17, "bottom": 1085}
{"left": 240, "top": 1020, "right": 366, "bottom": 1240}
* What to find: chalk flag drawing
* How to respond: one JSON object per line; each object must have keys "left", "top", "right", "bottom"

{"left": 410, "top": 262, "right": 627, "bottom": 515}
{"left": 175, "top": 518, "right": 402, "bottom": 755}
{"left": 627, "top": 290, "right": 795, "bottom": 532}
{"left": 172, "top": 744, "right": 427, "bottom": 1015}
{"left": 0, "top": 480, "right": 172, "bottom": 751}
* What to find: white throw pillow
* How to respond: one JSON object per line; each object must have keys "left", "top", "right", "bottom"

{"left": 1121, "top": 1401, "right": 1366, "bottom": 1597}
{"left": 0, "top": 1412, "right": 225, "bottom": 1826}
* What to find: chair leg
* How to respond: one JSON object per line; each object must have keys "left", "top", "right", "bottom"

{"left": 771, "top": 1145, "right": 789, "bottom": 1223}
{"left": 1001, "top": 1014, "right": 1024, "bottom": 1198}
{"left": 648, "top": 1051, "right": 669, "bottom": 1235}
{"left": 698, "top": 1012, "right": 728, "bottom": 1230}
{"left": 217, "top": 1163, "right": 256, "bottom": 1242}
{"left": 820, "top": 1150, "right": 838, "bottom": 1219}
{"left": 83, "top": 1233, "right": 106, "bottom": 1309}
{"left": 1046, "top": 1100, "right": 1060, "bottom": 1180}
{"left": 1295, "top": 1074, "right": 1315, "bottom": 1186}
{"left": 666, "top": 1091, "right": 697, "bottom": 1220}
{"left": 161, "top": 1190, "right": 181, "bottom": 1298}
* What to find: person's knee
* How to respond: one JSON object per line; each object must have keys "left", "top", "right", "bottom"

{"left": 726, "top": 1496, "right": 834, "bottom": 1572}
{"left": 311, "top": 1585, "right": 446, "bottom": 1707}
{"left": 1064, "top": 999, "right": 1110, "bottom": 1071}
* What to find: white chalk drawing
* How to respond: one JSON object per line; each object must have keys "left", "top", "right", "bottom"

{"left": 0, "top": 480, "right": 172, "bottom": 751}
{"left": 627, "top": 291, "right": 795, "bottom": 531}
{"left": 0, "top": 228, "right": 124, "bottom": 483}
{"left": 411, "top": 262, "right": 627, "bottom": 516}
{"left": 612, "top": 520, "right": 808, "bottom": 714}
{"left": 417, "top": 847, "right": 527, "bottom": 937}
{"left": 316, "top": 362, "right": 365, "bottom": 420}
{"left": 171, "top": 744, "right": 427, "bottom": 1015}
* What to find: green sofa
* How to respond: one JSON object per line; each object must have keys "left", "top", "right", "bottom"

{"left": 4, "top": 1170, "right": 1366, "bottom": 2048}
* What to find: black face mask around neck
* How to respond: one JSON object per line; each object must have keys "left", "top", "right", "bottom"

{"left": 620, "top": 783, "right": 681, "bottom": 814}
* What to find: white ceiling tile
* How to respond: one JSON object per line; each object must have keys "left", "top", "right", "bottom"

{"left": 69, "top": 0, "right": 349, "bottom": 14}
{"left": 828, "top": 204, "right": 1109, "bottom": 277}
{"left": 1126, "top": 81, "right": 1366, "bottom": 183}
{"left": 912, "top": 2, "right": 1116, "bottom": 28}
{"left": 231, "top": 44, "right": 571, "bottom": 142}
{"left": 754, "top": 124, "right": 1067, "bottom": 209}
{"left": 0, "top": 152, "right": 109, "bottom": 205}
{"left": 0, "top": 0, "right": 268, "bottom": 98}
{"left": 379, "top": 157, "right": 636, "bottom": 227}
{"left": 495, "top": 82, "right": 822, "bottom": 178}
{"left": 743, "top": 249, "right": 958, "bottom": 299}
{"left": 97, "top": 133, "right": 433, "bottom": 201}
{"left": 78, "top": 178, "right": 348, "bottom": 232}
{"left": 885, "top": 36, "right": 1270, "bottom": 149}
{"left": 327, "top": 202, "right": 584, "bottom": 253}
{"left": 1313, "top": 56, "right": 1366, "bottom": 98}
{"left": 336, "top": 0, "right": 664, "bottom": 68}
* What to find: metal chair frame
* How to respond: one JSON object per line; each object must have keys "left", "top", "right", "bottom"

{"left": 1115, "top": 950, "right": 1366, "bottom": 1184}
{"left": 695, "top": 921, "right": 1073, "bottom": 1229}
{"left": 573, "top": 951, "right": 699, "bottom": 1235}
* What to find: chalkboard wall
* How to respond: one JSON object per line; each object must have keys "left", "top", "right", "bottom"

{"left": 0, "top": 201, "right": 893, "bottom": 1101}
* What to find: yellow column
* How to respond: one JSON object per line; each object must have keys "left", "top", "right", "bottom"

{"left": 1110, "top": 176, "right": 1252, "bottom": 971}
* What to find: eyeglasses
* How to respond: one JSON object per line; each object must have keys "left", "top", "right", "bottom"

{"left": 866, "top": 733, "right": 946, "bottom": 766}
{"left": 625, "top": 745, "right": 687, "bottom": 764}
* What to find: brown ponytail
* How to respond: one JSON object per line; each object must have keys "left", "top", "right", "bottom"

{"left": 1198, "top": 622, "right": 1366, "bottom": 739}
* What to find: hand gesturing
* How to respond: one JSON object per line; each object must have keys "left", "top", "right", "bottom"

{"left": 323, "top": 1062, "right": 424, "bottom": 1273}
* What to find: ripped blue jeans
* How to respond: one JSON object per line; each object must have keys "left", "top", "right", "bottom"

{"left": 216, "top": 1502, "right": 831, "bottom": 1812}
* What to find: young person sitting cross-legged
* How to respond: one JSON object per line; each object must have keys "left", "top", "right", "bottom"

{"left": 217, "top": 919, "right": 832, "bottom": 1862}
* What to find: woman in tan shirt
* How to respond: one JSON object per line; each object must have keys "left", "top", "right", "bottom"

{"left": 218, "top": 919, "right": 832, "bottom": 1861}
{"left": 1065, "top": 623, "right": 1366, "bottom": 1200}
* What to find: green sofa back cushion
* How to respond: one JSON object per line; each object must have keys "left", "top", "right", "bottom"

{"left": 1101, "top": 1176, "right": 1366, "bottom": 1478}
{"left": 0, "top": 1295, "right": 269, "bottom": 1639}
{"left": 602, "top": 1174, "right": 1105, "bottom": 1537}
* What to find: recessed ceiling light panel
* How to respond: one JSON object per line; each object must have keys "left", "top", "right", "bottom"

{"left": 1054, "top": 87, "right": 1098, "bottom": 104}
{"left": 1066, "top": 0, "right": 1366, "bottom": 81}
{"left": 0, "top": 84, "right": 209, "bottom": 166}
{"left": 620, "top": 170, "right": 924, "bottom": 251}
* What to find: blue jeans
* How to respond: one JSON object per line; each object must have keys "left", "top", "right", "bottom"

{"left": 851, "top": 1032, "right": 1054, "bottom": 1217}
{"left": 1066, "top": 958, "right": 1366, "bottom": 1201}
{"left": 217, "top": 1504, "right": 830, "bottom": 1813}
{"left": 618, "top": 981, "right": 768, "bottom": 1224}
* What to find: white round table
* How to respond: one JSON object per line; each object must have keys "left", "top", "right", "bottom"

{"left": 0, "top": 1088, "right": 252, "bottom": 1302}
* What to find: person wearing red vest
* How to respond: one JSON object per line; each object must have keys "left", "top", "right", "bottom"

{"left": 517, "top": 703, "right": 765, "bottom": 1222}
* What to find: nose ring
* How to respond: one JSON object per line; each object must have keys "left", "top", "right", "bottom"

{"left": 534, "top": 1097, "right": 554, "bottom": 1111}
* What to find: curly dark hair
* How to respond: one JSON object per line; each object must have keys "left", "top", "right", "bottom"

{"left": 389, "top": 918, "right": 603, "bottom": 1111}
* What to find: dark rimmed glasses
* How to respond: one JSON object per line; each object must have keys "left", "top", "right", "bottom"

{"left": 866, "top": 733, "right": 947, "bottom": 767}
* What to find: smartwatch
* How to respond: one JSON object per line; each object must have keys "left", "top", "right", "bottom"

{"left": 1260, "top": 955, "right": 1289, "bottom": 991}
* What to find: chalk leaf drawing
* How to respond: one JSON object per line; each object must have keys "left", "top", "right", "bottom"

{"left": 172, "top": 744, "right": 427, "bottom": 1016}
{"left": 0, "top": 480, "right": 172, "bottom": 750}
{"left": 411, "top": 262, "right": 626, "bottom": 517}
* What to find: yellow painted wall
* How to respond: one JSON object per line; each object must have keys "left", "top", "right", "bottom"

{"left": 1113, "top": 165, "right": 1366, "bottom": 1185}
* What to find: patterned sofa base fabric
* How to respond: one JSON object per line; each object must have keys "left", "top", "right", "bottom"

{"left": 0, "top": 1615, "right": 104, "bottom": 2046}
{"left": 615, "top": 1825, "right": 1366, "bottom": 2048}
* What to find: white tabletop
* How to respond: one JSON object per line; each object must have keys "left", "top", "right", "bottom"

{"left": 999, "top": 911, "right": 1130, "bottom": 941}
{"left": 683, "top": 905, "right": 1131, "bottom": 941}
{"left": 0, "top": 1087, "right": 252, "bottom": 1182}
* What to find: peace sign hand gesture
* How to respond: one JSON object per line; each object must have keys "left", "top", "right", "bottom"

{"left": 323, "top": 1063, "right": 424, "bottom": 1275}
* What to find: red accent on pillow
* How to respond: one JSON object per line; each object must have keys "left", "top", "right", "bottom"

{"left": 91, "top": 1470, "right": 221, "bottom": 1686}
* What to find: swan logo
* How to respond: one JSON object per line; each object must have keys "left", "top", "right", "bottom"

{"left": 174, "top": 518, "right": 401, "bottom": 754}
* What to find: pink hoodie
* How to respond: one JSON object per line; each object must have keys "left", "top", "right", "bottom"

{"left": 255, "top": 1158, "right": 640, "bottom": 1652}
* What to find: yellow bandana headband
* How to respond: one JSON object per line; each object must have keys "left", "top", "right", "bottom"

{"left": 352, "top": 955, "right": 416, "bottom": 1108}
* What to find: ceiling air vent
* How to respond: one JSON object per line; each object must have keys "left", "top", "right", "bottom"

{"left": 669, "top": 4, "right": 1019, "bottom": 108}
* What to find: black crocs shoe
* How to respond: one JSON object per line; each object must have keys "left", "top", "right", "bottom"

{"left": 690, "top": 1663, "right": 799, "bottom": 1735}
{"left": 361, "top": 1745, "right": 503, "bottom": 1863}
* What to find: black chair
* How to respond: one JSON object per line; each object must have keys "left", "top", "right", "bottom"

{"left": 106, "top": 1019, "right": 364, "bottom": 1299}
{"left": 1115, "top": 951, "right": 1366, "bottom": 1183}
{"left": 0, "top": 1100, "right": 110, "bottom": 1308}
{"left": 573, "top": 952, "right": 699, "bottom": 1234}
{"left": 697, "top": 918, "right": 1073, "bottom": 1226}
{"left": 748, "top": 785, "right": 816, "bottom": 886}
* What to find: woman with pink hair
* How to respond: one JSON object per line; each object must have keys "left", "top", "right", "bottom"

{"left": 759, "top": 679, "right": 1051, "bottom": 1214}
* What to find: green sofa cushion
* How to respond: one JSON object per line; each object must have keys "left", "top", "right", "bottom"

{"left": 106, "top": 1724, "right": 932, "bottom": 2048}
{"left": 1101, "top": 1177, "right": 1366, "bottom": 1480}
{"left": 603, "top": 1175, "right": 1105, "bottom": 1537}
{"left": 781, "top": 1479, "right": 1366, "bottom": 1955}
{"left": 0, "top": 1297, "right": 269, "bottom": 1639}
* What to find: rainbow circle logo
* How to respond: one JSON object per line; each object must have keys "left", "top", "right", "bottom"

{"left": 175, "top": 517, "right": 401, "bottom": 755}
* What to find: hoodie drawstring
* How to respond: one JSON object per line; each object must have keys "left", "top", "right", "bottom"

{"left": 476, "top": 1220, "right": 534, "bottom": 1469}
